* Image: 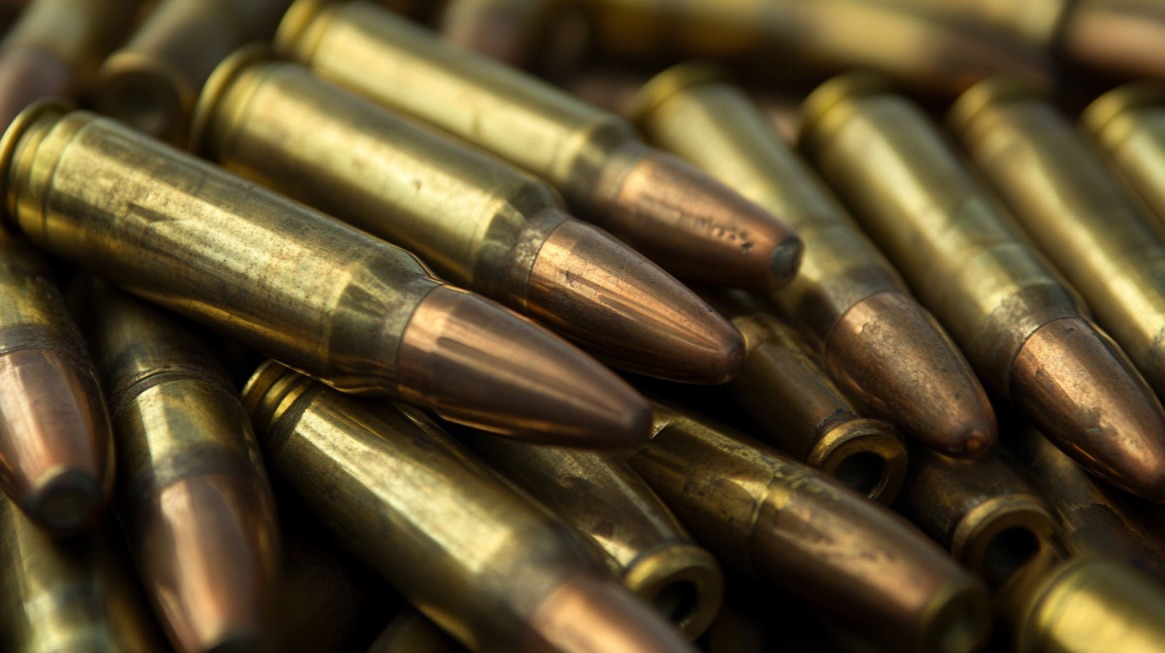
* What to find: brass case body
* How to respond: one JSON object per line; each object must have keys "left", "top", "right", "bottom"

{"left": 0, "top": 103, "right": 440, "bottom": 397}
{"left": 243, "top": 362, "right": 608, "bottom": 653}
{"left": 0, "top": 498, "right": 165, "bottom": 652}
{"left": 631, "top": 404, "right": 989, "bottom": 653}
{"left": 82, "top": 280, "right": 280, "bottom": 653}
{"left": 881, "top": 0, "right": 1067, "bottom": 47}
{"left": 472, "top": 439, "right": 723, "bottom": 639}
{"left": 953, "top": 79, "right": 1165, "bottom": 400}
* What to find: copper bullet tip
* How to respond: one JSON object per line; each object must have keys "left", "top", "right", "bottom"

{"left": 397, "top": 285, "right": 651, "bottom": 449}
{"left": 527, "top": 215, "right": 745, "bottom": 383}
{"left": 1012, "top": 317, "right": 1165, "bottom": 502}
{"left": 823, "top": 292, "right": 998, "bottom": 458}
{"left": 27, "top": 468, "right": 104, "bottom": 533}
{"left": 1061, "top": 0, "right": 1165, "bottom": 81}
{"left": 603, "top": 145, "right": 803, "bottom": 290}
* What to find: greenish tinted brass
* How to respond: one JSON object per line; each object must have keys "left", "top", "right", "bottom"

{"left": 877, "top": 0, "right": 1067, "bottom": 47}
{"left": 631, "top": 403, "right": 990, "bottom": 653}
{"left": 1084, "top": 82, "right": 1165, "bottom": 232}
{"left": 80, "top": 278, "right": 279, "bottom": 653}
{"left": 471, "top": 438, "right": 723, "bottom": 639}
{"left": 0, "top": 499, "right": 166, "bottom": 652}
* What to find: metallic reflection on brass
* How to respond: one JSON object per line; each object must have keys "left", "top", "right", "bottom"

{"left": 243, "top": 362, "right": 696, "bottom": 653}
{"left": 0, "top": 101, "right": 647, "bottom": 447}
{"left": 631, "top": 63, "right": 994, "bottom": 457}
{"left": 801, "top": 73, "right": 1165, "bottom": 501}
{"left": 632, "top": 403, "right": 990, "bottom": 653}
{"left": 1084, "top": 82, "right": 1165, "bottom": 234}
{"left": 276, "top": 0, "right": 803, "bottom": 289}
{"left": 368, "top": 609, "right": 467, "bottom": 653}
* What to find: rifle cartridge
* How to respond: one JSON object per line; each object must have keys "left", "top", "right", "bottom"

{"left": 1083, "top": 82, "right": 1165, "bottom": 228}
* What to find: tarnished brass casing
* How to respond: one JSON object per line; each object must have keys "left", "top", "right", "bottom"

{"left": 632, "top": 403, "right": 990, "bottom": 653}
{"left": 79, "top": 278, "right": 279, "bottom": 653}
{"left": 93, "top": 0, "right": 291, "bottom": 144}
{"left": 0, "top": 101, "right": 647, "bottom": 446}
{"left": 471, "top": 438, "right": 723, "bottom": 639}
{"left": 276, "top": 0, "right": 803, "bottom": 289}
{"left": 1084, "top": 82, "right": 1165, "bottom": 229}
{"left": 0, "top": 499, "right": 166, "bottom": 652}
{"left": 802, "top": 73, "right": 1165, "bottom": 502}
{"left": 368, "top": 609, "right": 468, "bottom": 653}
{"left": 897, "top": 448, "right": 1054, "bottom": 584}
{"left": 244, "top": 362, "right": 696, "bottom": 653}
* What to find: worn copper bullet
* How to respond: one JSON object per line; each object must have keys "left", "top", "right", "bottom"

{"left": 469, "top": 437, "right": 724, "bottom": 640}
{"left": 1057, "top": 0, "right": 1165, "bottom": 81}
{"left": 276, "top": 0, "right": 803, "bottom": 290}
{"left": 244, "top": 361, "right": 698, "bottom": 653}
{"left": 1083, "top": 81, "right": 1165, "bottom": 229}
{"left": 897, "top": 447, "right": 1055, "bottom": 585}
{"left": 631, "top": 402, "right": 991, "bottom": 653}
{"left": 704, "top": 290, "right": 908, "bottom": 503}
{"left": 0, "top": 499, "right": 167, "bottom": 652}
{"left": 76, "top": 277, "right": 279, "bottom": 653}
{"left": 802, "top": 73, "right": 1165, "bottom": 501}
{"left": 92, "top": 0, "right": 291, "bottom": 144}
{"left": 193, "top": 50, "right": 743, "bottom": 384}
{"left": 438, "top": 0, "right": 556, "bottom": 66}
{"left": 631, "top": 63, "right": 996, "bottom": 457}
{"left": 368, "top": 609, "right": 468, "bottom": 653}
{"left": 0, "top": 0, "right": 134, "bottom": 130}
{"left": 0, "top": 233, "right": 112, "bottom": 534}
{"left": 0, "top": 101, "right": 648, "bottom": 448}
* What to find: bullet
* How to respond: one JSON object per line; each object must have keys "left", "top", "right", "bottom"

{"left": 631, "top": 402, "right": 991, "bottom": 653}
{"left": 275, "top": 0, "right": 803, "bottom": 290}
{"left": 1083, "top": 81, "right": 1165, "bottom": 229}
{"left": 630, "top": 63, "right": 995, "bottom": 457}
{"left": 0, "top": 233, "right": 112, "bottom": 534}
{"left": 438, "top": 0, "right": 556, "bottom": 66}
{"left": 705, "top": 290, "right": 908, "bottom": 503}
{"left": 801, "top": 72, "right": 1165, "bottom": 501}
{"left": 0, "top": 101, "right": 648, "bottom": 448}
{"left": 896, "top": 447, "right": 1055, "bottom": 585}
{"left": 0, "top": 0, "right": 135, "bottom": 129}
{"left": 193, "top": 50, "right": 744, "bottom": 384}
{"left": 999, "top": 552, "right": 1165, "bottom": 653}
{"left": 243, "top": 361, "right": 699, "bottom": 653}
{"left": 77, "top": 277, "right": 279, "bottom": 653}
{"left": 1058, "top": 0, "right": 1165, "bottom": 82}
{"left": 469, "top": 437, "right": 724, "bottom": 640}
{"left": 0, "top": 499, "right": 167, "bottom": 652}
{"left": 92, "top": 0, "right": 292, "bottom": 144}
{"left": 368, "top": 609, "right": 468, "bottom": 653}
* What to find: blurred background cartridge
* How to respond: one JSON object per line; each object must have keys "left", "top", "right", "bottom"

{"left": 276, "top": 0, "right": 803, "bottom": 290}
{"left": 0, "top": 101, "right": 648, "bottom": 448}
{"left": 1084, "top": 81, "right": 1165, "bottom": 229}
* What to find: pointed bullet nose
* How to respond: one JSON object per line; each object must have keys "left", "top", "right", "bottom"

{"left": 397, "top": 285, "right": 651, "bottom": 449}
{"left": 1012, "top": 317, "right": 1165, "bottom": 502}
{"left": 526, "top": 215, "right": 745, "bottom": 384}
{"left": 823, "top": 292, "right": 998, "bottom": 458}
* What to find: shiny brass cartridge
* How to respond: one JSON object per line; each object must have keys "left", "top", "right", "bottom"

{"left": 631, "top": 63, "right": 995, "bottom": 458}
{"left": 897, "top": 448, "right": 1055, "bottom": 585}
{"left": 470, "top": 438, "right": 723, "bottom": 639}
{"left": 0, "top": 500, "right": 166, "bottom": 652}
{"left": 0, "top": 232, "right": 111, "bottom": 534}
{"left": 78, "top": 277, "right": 279, "bottom": 653}
{"left": 0, "top": 101, "right": 648, "bottom": 448}
{"left": 801, "top": 73, "right": 1165, "bottom": 502}
{"left": 705, "top": 290, "right": 908, "bottom": 503}
{"left": 92, "top": 0, "right": 292, "bottom": 144}
{"left": 193, "top": 50, "right": 743, "bottom": 384}
{"left": 244, "top": 361, "right": 698, "bottom": 653}
{"left": 276, "top": 0, "right": 803, "bottom": 289}
{"left": 631, "top": 403, "right": 991, "bottom": 653}
{"left": 1084, "top": 82, "right": 1165, "bottom": 228}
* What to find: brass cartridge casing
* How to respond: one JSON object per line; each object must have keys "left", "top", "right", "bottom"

{"left": 877, "top": 0, "right": 1068, "bottom": 48}
{"left": 0, "top": 499, "right": 166, "bottom": 652}
{"left": 368, "top": 609, "right": 468, "bottom": 653}
{"left": 243, "top": 361, "right": 697, "bottom": 653}
{"left": 276, "top": 0, "right": 803, "bottom": 289}
{"left": 79, "top": 278, "right": 279, "bottom": 653}
{"left": 632, "top": 63, "right": 995, "bottom": 458}
{"left": 93, "top": 0, "right": 292, "bottom": 144}
{"left": 194, "top": 51, "right": 744, "bottom": 384}
{"left": 1084, "top": 82, "right": 1165, "bottom": 228}
{"left": 631, "top": 403, "right": 991, "bottom": 653}
{"left": 953, "top": 77, "right": 1165, "bottom": 411}
{"left": 0, "top": 232, "right": 111, "bottom": 534}
{"left": 897, "top": 448, "right": 1055, "bottom": 585}
{"left": 0, "top": 101, "right": 648, "bottom": 447}
{"left": 438, "top": 0, "right": 557, "bottom": 66}
{"left": 802, "top": 73, "right": 1165, "bottom": 501}
{"left": 707, "top": 291, "right": 907, "bottom": 503}
{"left": 470, "top": 438, "right": 723, "bottom": 640}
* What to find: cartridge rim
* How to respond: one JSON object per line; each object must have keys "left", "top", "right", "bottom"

{"left": 798, "top": 71, "right": 893, "bottom": 161}
{"left": 950, "top": 494, "right": 1054, "bottom": 583}
{"left": 621, "top": 542, "right": 724, "bottom": 641}
{"left": 190, "top": 44, "right": 275, "bottom": 157}
{"left": 93, "top": 49, "right": 194, "bottom": 143}
{"left": 625, "top": 61, "right": 731, "bottom": 127}
{"left": 947, "top": 76, "right": 1045, "bottom": 140}
{"left": 1080, "top": 81, "right": 1165, "bottom": 148}
{"left": 0, "top": 98, "right": 70, "bottom": 230}
{"left": 810, "top": 418, "right": 908, "bottom": 505}
{"left": 274, "top": 0, "right": 332, "bottom": 61}
{"left": 241, "top": 360, "right": 316, "bottom": 435}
